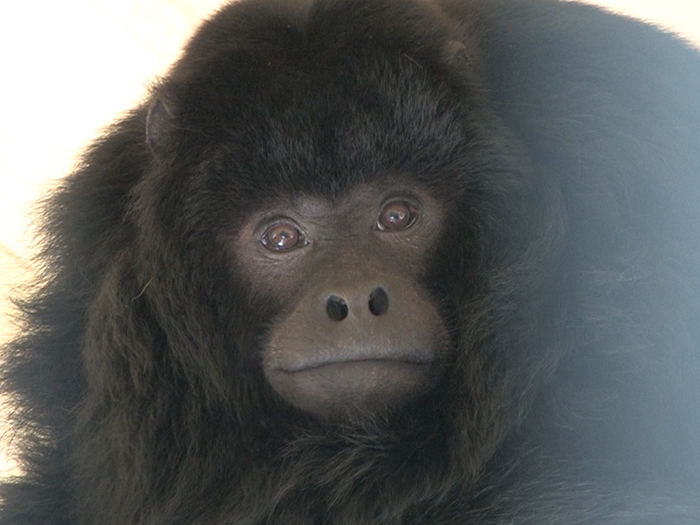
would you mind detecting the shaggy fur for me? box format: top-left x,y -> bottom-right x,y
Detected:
2,0 -> 700,523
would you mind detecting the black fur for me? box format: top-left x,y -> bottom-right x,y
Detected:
2,0 -> 700,523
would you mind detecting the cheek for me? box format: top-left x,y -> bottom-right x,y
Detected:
223,224 -> 310,305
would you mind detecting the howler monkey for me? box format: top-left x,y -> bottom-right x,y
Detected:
2,0 -> 700,523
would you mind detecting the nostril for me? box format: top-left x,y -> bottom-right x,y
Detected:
326,295 -> 349,321
368,287 -> 389,316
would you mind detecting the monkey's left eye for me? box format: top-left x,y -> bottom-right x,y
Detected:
376,200 -> 418,231
261,222 -> 307,251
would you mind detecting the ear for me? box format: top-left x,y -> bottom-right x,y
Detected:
444,39 -> 470,66
146,98 -> 177,155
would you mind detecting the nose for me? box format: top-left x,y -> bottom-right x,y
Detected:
325,286 -> 389,321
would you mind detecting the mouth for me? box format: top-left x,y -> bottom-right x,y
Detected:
271,346 -> 435,374
274,359 -> 432,387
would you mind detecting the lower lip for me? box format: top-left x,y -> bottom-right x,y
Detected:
274,360 -> 435,394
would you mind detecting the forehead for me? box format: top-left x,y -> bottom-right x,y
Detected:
156,0 -> 483,200
242,180 -> 439,220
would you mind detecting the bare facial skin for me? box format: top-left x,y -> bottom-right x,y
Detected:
233,185 -> 450,418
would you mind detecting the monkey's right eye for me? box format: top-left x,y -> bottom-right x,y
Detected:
261,222 -> 307,251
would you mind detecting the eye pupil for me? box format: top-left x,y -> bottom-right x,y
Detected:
378,201 -> 415,231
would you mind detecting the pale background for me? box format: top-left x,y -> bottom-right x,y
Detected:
0,0 -> 698,477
